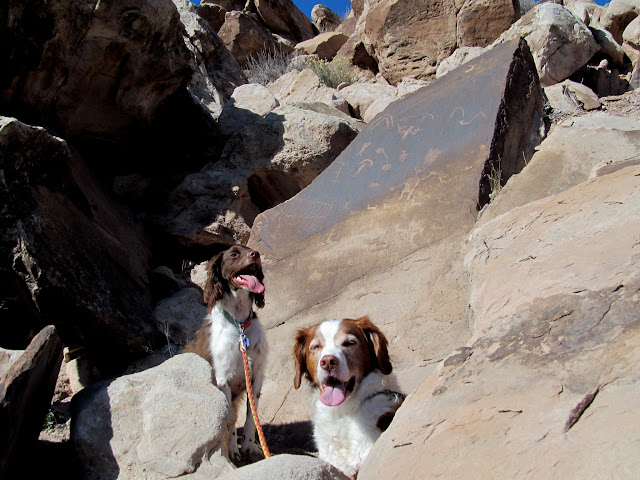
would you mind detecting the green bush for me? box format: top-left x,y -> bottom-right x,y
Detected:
245,50 -> 356,89
303,56 -> 356,89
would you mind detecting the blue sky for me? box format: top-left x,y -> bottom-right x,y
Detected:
293,0 -> 351,19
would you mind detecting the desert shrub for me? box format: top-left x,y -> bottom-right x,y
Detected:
246,49 -> 295,85
302,56 -> 356,88
487,157 -> 503,203
519,0 -> 537,14
245,49 -> 356,89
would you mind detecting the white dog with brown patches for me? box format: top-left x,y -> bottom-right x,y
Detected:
293,316 -> 405,477
184,245 -> 267,461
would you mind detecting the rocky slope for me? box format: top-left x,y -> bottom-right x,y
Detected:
1,0 -> 640,479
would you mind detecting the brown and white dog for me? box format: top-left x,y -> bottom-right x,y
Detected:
184,245 -> 267,461
294,316 -> 405,476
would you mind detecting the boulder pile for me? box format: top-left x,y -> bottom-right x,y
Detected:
1,0 -> 640,478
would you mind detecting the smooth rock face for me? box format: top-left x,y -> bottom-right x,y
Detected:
0,0 -> 194,139
217,454 -> 350,480
360,165 -> 640,479
0,326 -> 63,479
249,39 -> 545,430
0,117 -> 161,364
492,3 -> 600,86
72,354 -> 235,480
479,113 -> 640,224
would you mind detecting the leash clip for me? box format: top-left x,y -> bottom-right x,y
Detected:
239,333 -> 250,351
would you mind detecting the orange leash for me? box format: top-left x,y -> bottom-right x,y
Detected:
240,334 -> 271,458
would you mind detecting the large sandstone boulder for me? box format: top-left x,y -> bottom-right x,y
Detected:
602,0 -> 640,43
356,0 -> 518,83
623,16 -> 640,65
152,287 -> 207,348
544,80 -> 601,114
248,39 -> 545,431
0,326 -> 63,479
456,0 -> 521,48
0,117 -> 161,368
72,353 -> 235,479
478,113 -> 640,223
218,11 -> 283,67
335,36 -> 379,73
564,0 -> 606,25
162,105 -> 361,246
0,0 -> 193,140
247,0 -> 315,43
267,69 -> 336,106
311,4 -> 343,32
295,32 -> 349,60
197,2 -> 228,32
217,454 -> 349,480
492,3 -> 600,86
218,83 -> 280,137
338,82 -> 397,119
361,166 -> 640,479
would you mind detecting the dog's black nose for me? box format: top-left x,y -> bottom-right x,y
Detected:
320,355 -> 338,371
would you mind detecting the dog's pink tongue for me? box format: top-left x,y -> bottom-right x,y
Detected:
237,275 -> 265,294
320,382 -> 346,406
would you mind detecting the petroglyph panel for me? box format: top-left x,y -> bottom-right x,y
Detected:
250,38 -> 544,263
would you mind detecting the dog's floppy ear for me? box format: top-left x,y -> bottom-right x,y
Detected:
254,292 -> 265,309
293,327 -> 311,389
203,252 -> 224,312
357,316 -> 392,375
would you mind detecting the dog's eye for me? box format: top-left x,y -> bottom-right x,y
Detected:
229,251 -> 238,258
310,344 -> 321,351
343,339 -> 357,347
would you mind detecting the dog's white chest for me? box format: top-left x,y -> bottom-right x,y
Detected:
208,315 -> 266,400
314,410 -> 376,476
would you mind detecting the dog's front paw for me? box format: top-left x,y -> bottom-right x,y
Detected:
228,431 -> 241,462
240,437 -> 264,458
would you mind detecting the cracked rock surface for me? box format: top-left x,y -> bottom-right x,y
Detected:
359,165 -> 640,479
